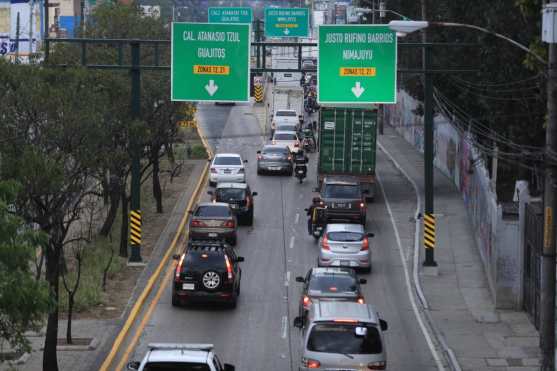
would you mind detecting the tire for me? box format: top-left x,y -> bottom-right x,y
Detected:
365,196 -> 375,203
209,180 -> 216,187
288,168 -> 293,176
257,168 -> 262,175
361,265 -> 372,274
229,295 -> 238,309
202,270 -> 222,291
246,209 -> 254,226
171,294 -> 180,307
228,235 -> 237,246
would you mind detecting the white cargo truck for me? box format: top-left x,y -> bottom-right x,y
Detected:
271,86 -> 305,129
272,56 -> 302,87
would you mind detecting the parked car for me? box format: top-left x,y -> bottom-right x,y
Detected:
318,224 -> 374,273
316,176 -> 368,224
209,153 -> 247,187
272,130 -> 300,153
256,144 -> 293,175
127,343 -> 236,371
189,202 -> 237,246
209,183 -> 257,226
295,267 -> 366,318
171,240 -> 243,308
293,301 -> 388,371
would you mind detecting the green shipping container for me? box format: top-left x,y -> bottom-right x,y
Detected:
318,107 -> 377,176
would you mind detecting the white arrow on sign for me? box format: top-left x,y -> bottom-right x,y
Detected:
283,28 -> 290,35
205,80 -> 219,96
351,82 -> 365,98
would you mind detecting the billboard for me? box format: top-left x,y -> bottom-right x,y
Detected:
0,0 -> 42,61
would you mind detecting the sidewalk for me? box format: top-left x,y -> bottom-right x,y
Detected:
378,124 -> 541,371
3,159 -> 206,371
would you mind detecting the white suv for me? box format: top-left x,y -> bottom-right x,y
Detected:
209,153 -> 247,187
127,343 -> 235,371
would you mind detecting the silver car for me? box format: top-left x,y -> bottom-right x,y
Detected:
209,153 -> 247,187
293,301 -> 388,371
318,223 -> 374,273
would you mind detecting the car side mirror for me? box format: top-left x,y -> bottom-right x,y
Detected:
243,159 -> 248,163
256,150 -> 261,154
362,189 -> 370,194
172,254 -> 181,260
293,316 -> 304,328
304,208 -> 309,212
380,319 -> 388,332
237,256 -> 245,262
295,276 -> 305,283
359,278 -> 367,284
127,361 -> 140,371
207,158 -> 212,162
223,364 -> 235,371
313,188 -> 319,193
188,210 -> 193,214
207,191 -> 214,196
367,232 -> 374,238
252,192 -> 258,196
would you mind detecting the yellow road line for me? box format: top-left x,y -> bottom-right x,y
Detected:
99,163 -> 208,371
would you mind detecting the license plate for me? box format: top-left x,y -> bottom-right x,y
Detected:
297,170 -> 304,174
270,167 -> 281,171
208,232 -> 218,237
230,204 -> 238,209
340,260 -> 350,266
335,203 -> 346,208
182,283 -> 194,290
224,169 -> 231,174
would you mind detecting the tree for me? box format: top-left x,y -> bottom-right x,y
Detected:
0,180 -> 51,355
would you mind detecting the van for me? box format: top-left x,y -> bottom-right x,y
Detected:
293,301 -> 388,370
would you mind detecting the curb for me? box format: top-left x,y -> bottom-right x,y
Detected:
378,140 -> 462,371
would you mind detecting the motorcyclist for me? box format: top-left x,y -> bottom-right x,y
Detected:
306,197 -> 321,235
293,148 -> 309,180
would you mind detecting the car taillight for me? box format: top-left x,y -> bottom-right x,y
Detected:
257,154 -> 262,160
357,296 -> 365,304
287,155 -> 292,161
360,202 -> 365,208
303,295 -> 312,309
224,220 -> 235,228
210,167 -> 217,174
191,220 -> 205,227
302,358 -> 320,369
361,237 -> 369,251
322,235 -> 330,250
294,141 -> 300,147
246,196 -> 251,208
175,255 -> 185,282
238,168 -> 245,174
224,254 -> 234,281
367,361 -> 386,370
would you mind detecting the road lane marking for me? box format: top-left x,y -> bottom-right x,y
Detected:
376,171 -> 445,371
289,236 -> 295,249
281,315 -> 288,339
285,271 -> 290,286
294,213 -> 300,224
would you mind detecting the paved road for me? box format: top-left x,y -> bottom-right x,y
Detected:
125,102 -> 442,370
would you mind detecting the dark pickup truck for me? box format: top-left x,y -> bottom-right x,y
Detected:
316,176 -> 367,225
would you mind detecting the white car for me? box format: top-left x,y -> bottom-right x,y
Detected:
209,153 -> 247,187
272,109 -> 300,127
127,343 -> 235,371
272,130 -> 300,153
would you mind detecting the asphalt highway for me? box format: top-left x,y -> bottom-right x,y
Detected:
125,101 -> 442,371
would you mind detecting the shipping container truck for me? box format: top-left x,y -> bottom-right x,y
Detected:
317,107 -> 377,201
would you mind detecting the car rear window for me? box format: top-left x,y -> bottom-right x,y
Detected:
308,274 -> 357,293
327,231 -> 364,242
307,324 -> 383,354
216,188 -> 246,201
184,250 -> 225,270
195,206 -> 230,217
276,111 -> 297,117
277,124 -> 297,131
144,362 -> 210,371
274,133 -> 297,141
263,147 -> 288,154
323,184 -> 361,199
214,156 -> 241,165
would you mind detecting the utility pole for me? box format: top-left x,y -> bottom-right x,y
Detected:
14,12 -> 20,63
377,0 -> 386,135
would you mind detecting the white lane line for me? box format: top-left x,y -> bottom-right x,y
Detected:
289,236 -> 295,249
281,315 -> 288,339
376,171 -> 445,371
285,271 -> 290,286
295,213 -> 300,224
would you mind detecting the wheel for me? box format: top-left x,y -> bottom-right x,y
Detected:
209,180 -> 216,187
246,209 -> 254,226
228,235 -> 237,246
365,196 -> 375,203
361,265 -> 372,274
236,283 -> 241,297
202,270 -> 222,291
171,294 -> 180,307
257,168 -> 262,175
299,177 -> 303,184
288,168 -> 293,176
229,295 -> 238,309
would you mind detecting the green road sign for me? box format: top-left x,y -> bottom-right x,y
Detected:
171,23 -> 250,102
264,7 -> 309,38
318,25 -> 397,105
208,7 -> 252,23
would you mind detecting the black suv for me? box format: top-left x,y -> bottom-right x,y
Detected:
317,176 -> 367,225
172,241 -> 244,308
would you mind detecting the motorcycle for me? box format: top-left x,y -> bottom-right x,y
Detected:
311,206 -> 327,241
294,163 -> 307,184
302,137 -> 315,152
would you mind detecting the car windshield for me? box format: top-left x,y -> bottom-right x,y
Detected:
144,362 -> 211,371
274,133 -> 297,141
327,231 -> 364,242
216,188 -> 246,201
214,156 -> 241,166
183,251 -> 225,271
308,273 -> 357,293
307,324 -> 382,354
323,184 -> 361,199
195,206 -> 230,217
276,111 -> 297,117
